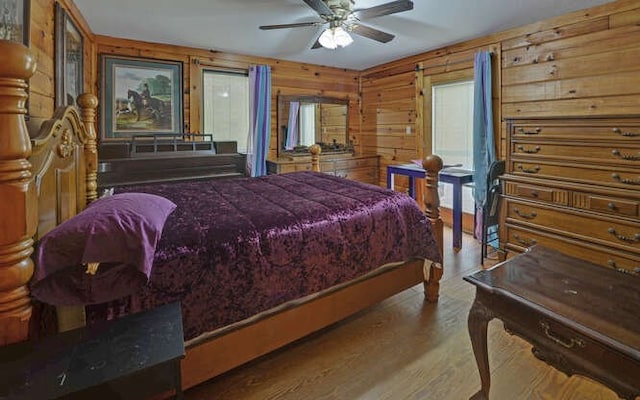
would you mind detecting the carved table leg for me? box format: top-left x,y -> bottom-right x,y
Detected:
468,294 -> 494,400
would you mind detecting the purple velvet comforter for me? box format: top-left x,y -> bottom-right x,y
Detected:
87,172 -> 441,341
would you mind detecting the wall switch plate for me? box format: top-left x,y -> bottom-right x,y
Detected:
405,126 -> 412,135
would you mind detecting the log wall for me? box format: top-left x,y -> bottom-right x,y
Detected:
362,0 -> 640,188
94,37 -> 359,159
26,1 -> 359,159
25,0 -> 640,169
27,0 -> 95,131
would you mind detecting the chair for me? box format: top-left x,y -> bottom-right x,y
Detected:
481,160 -> 505,265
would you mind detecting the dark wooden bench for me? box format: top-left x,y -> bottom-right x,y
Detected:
0,302 -> 185,399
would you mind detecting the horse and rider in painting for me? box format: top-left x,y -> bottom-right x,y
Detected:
127,88 -> 166,121
114,75 -> 174,133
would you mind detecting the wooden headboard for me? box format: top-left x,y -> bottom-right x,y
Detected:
0,41 -> 98,346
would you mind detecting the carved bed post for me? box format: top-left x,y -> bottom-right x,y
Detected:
77,93 -> 99,204
0,41 -> 37,345
309,144 -> 321,172
423,154 -> 444,302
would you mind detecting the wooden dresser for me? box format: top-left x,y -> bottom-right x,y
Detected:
501,117 -> 640,275
267,153 -> 380,185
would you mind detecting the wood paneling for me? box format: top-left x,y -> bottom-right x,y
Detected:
28,0 -> 640,166
27,4 -> 358,159
28,0 -> 94,126
360,0 -> 640,189
96,36 -> 359,157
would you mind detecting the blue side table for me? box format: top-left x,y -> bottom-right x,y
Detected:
387,164 -> 474,251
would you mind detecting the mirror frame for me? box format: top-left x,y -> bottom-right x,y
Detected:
277,95 -> 350,157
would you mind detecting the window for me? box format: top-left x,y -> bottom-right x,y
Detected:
202,70 -> 249,152
432,79 -> 475,213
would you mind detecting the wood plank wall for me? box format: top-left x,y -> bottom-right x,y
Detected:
361,0 -> 640,188
26,0 -> 640,169
96,37 -> 360,158
27,0 -> 95,133
26,1 -> 359,159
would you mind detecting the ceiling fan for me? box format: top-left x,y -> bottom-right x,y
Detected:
259,0 -> 414,50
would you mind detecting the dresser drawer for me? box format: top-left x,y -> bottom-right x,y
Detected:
511,141 -> 640,166
333,156 -> 378,170
300,163 -> 317,172
278,164 -> 298,173
510,160 -> 640,190
267,160 -> 312,173
505,199 -> 640,254
504,224 -> 640,275
572,192 -> 639,218
335,167 -> 378,184
504,181 -> 568,205
511,121 -> 640,142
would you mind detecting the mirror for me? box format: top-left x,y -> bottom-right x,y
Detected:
277,95 -> 351,156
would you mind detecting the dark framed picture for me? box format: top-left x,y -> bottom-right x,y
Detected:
55,2 -> 83,107
101,55 -> 183,140
0,0 -> 29,45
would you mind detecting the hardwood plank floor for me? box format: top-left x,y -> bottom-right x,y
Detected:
185,228 -> 621,400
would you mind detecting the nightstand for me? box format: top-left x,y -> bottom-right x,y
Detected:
0,302 -> 185,399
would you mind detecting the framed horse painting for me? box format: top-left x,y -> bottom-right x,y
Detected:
100,55 -> 183,140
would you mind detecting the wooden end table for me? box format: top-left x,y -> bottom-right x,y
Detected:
0,302 -> 185,399
464,246 -> 640,400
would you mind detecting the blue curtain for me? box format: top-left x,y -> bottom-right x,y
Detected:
472,51 -> 496,238
285,101 -> 300,150
246,65 -> 271,177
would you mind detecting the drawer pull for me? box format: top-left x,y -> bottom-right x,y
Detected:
607,228 -> 640,243
540,321 -> 586,349
517,127 -> 541,135
612,173 -> 640,185
513,233 -> 536,247
607,260 -> 640,275
607,202 -> 617,210
517,145 -> 541,154
611,149 -> 640,161
516,164 -> 540,174
613,128 -> 640,137
514,208 -> 537,219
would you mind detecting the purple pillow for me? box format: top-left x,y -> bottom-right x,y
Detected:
31,193 -> 176,306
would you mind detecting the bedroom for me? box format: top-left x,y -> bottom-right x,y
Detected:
0,0 -> 639,398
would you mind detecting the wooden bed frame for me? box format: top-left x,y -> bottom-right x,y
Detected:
0,42 -> 444,391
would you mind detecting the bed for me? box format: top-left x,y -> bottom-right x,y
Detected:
0,41 -> 444,391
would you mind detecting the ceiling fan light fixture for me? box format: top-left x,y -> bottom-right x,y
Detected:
261,0 -> 413,50
334,26 -> 353,47
319,26 -> 353,49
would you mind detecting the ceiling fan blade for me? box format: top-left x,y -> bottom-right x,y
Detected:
260,21 -> 323,30
303,0 -> 333,16
354,0 -> 414,20
349,24 -> 395,43
311,30 -> 324,50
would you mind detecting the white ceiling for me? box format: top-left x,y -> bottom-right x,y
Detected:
74,0 -> 616,71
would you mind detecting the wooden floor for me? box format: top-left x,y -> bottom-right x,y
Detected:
185,229 -> 621,400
